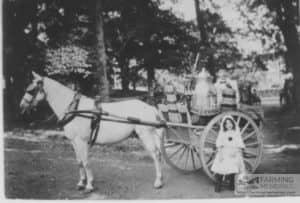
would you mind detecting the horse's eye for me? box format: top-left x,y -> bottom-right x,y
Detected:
26,84 -> 37,95
26,89 -> 35,96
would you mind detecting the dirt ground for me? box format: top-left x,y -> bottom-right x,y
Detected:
4,106 -> 300,199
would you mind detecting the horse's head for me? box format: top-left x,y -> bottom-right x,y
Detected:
20,71 -> 47,114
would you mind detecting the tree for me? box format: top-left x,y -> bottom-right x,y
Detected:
191,0 -> 241,76
93,0 -> 110,101
104,0 -> 199,91
3,0 -> 39,128
248,0 -> 300,108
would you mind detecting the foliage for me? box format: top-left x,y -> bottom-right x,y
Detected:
191,0 -> 243,74
243,0 -> 300,107
45,45 -> 92,77
103,0 -> 200,91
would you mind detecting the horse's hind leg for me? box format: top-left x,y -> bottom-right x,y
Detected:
71,139 -> 87,190
136,127 -> 164,189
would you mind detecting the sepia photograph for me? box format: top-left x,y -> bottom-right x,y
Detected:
3,0 -> 300,199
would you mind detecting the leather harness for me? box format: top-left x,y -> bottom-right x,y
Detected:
58,92 -> 82,126
59,92 -> 101,147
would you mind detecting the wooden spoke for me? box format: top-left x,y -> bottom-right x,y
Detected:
245,141 -> 259,148
203,147 -> 215,155
193,147 -> 201,159
205,151 -> 215,163
243,131 -> 256,141
176,146 -> 188,165
184,147 -> 190,169
164,142 -> 180,148
168,144 -> 185,160
209,129 -> 218,138
212,122 -> 220,131
206,156 -> 214,168
165,139 -> 190,145
205,137 -> 216,145
243,150 -> 258,158
244,159 -> 254,171
236,116 -> 241,126
190,148 -> 197,170
240,121 -> 250,135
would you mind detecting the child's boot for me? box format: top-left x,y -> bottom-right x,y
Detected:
229,174 -> 235,191
214,174 -> 222,192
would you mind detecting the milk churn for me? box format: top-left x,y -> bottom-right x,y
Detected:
191,68 -> 219,116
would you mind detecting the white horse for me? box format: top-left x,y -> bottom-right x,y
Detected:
20,72 -> 164,192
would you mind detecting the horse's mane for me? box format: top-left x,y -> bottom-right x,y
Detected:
44,76 -> 92,100
44,77 -> 75,95
43,76 -> 94,119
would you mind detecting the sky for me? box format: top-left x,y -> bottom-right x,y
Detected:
161,0 -> 263,55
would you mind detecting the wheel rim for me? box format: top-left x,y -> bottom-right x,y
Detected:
199,111 -> 263,181
161,127 -> 202,173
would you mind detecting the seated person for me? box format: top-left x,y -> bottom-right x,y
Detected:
215,69 -> 240,111
251,87 -> 261,105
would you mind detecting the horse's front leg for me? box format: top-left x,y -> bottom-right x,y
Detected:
71,139 -> 87,190
74,137 -> 94,192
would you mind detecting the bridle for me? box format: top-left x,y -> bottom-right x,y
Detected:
23,76 -> 84,126
22,77 -> 46,110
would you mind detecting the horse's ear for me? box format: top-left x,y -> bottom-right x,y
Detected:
32,71 -> 42,80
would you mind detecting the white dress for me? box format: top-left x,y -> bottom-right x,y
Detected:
211,129 -> 245,175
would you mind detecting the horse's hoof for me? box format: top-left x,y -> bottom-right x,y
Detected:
154,181 -> 164,189
77,185 -> 85,191
84,188 -> 94,193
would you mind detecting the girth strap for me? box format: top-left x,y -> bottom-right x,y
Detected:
89,106 -> 102,147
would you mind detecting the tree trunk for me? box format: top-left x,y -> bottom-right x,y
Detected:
138,0 -> 156,99
94,0 -> 109,101
194,0 -> 208,45
120,55 -> 130,91
279,23 -> 300,108
147,65 -> 155,95
193,0 -> 214,73
3,0 -> 34,128
271,1 -> 300,109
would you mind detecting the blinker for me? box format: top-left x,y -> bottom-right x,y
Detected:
26,84 -> 36,95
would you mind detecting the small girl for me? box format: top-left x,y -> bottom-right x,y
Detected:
211,116 -> 246,192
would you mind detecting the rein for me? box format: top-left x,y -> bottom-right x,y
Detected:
66,110 -> 167,128
64,109 -> 167,147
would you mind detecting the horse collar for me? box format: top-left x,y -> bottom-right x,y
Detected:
58,92 -> 82,126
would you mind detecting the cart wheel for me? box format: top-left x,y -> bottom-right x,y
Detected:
199,111 -> 263,181
161,126 -> 202,173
